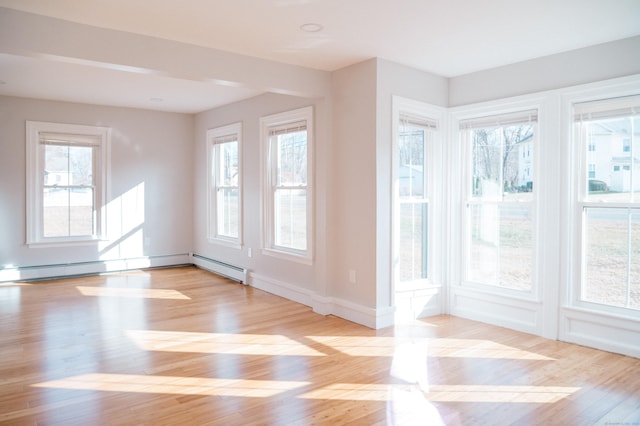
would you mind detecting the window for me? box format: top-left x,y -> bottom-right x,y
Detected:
588,163 -> 596,179
461,110 -> 537,291
26,121 -> 110,246
207,123 -> 242,246
396,113 -> 436,286
261,106 -> 313,262
574,94 -> 640,313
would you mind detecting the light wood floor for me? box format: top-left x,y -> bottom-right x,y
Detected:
1,266 -> 639,425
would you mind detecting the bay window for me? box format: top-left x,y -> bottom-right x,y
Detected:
573,95 -> 640,313
461,110 -> 538,292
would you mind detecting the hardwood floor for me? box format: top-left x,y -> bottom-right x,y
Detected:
1,266 -> 639,425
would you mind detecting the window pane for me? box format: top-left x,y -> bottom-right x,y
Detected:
217,188 -> 239,238
43,187 -> 70,237
399,202 -> 428,282
218,141 -> 238,186
583,117 -> 640,200
69,187 -> 94,236
584,207 -> 640,309
69,146 -> 93,186
471,125 -> 534,200
468,203 -> 533,290
44,145 -> 70,186
42,143 -> 95,238
276,131 -> 307,186
399,129 -> 425,198
274,188 -> 306,250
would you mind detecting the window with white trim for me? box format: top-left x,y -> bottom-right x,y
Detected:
573,94 -> 640,313
207,122 -> 242,246
26,121 -> 110,246
461,110 -> 538,291
396,113 -> 436,287
260,106 -> 313,261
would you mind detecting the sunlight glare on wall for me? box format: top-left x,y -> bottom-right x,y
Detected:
100,182 -> 145,260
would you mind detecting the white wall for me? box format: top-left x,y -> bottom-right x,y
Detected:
449,36 -> 640,106
193,92 -> 332,303
0,96 -> 193,276
329,59 -> 378,310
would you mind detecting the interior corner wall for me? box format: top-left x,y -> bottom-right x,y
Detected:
329,59 -> 379,309
449,36 -> 640,107
0,95 -> 194,274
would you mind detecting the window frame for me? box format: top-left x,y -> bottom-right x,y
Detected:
260,106 -> 314,264
26,120 -> 110,247
458,107 -> 539,297
206,122 -> 243,248
391,97 -> 443,292
570,93 -> 640,317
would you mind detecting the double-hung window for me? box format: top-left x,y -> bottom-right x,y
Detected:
261,106 -> 313,262
461,110 -> 538,292
207,122 -> 242,246
573,95 -> 640,313
396,113 -> 436,287
26,121 -> 110,246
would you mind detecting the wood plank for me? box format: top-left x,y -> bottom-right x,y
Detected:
0,266 -> 638,425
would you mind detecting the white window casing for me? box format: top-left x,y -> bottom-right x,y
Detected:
26,121 -> 110,247
206,122 -> 242,248
260,106 -> 314,264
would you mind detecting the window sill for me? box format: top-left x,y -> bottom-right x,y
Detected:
27,239 -> 104,249
262,248 -> 313,265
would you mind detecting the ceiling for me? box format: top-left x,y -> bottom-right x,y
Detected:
1,0 -> 640,113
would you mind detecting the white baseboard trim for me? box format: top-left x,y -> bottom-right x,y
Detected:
249,272 -> 394,329
560,307 -> 640,359
0,254 -> 191,282
450,286 -> 542,335
249,272 -> 315,306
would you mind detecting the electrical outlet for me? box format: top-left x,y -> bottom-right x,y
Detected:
348,269 -> 356,283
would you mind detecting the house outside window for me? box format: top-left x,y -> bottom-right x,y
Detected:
26,121 -> 110,246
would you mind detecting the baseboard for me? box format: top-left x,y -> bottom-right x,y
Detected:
560,307 -> 640,359
3,259 -> 396,330
450,286 -> 542,335
249,272 -> 394,329
0,254 -> 191,282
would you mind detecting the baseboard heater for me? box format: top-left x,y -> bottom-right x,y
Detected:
191,253 -> 248,284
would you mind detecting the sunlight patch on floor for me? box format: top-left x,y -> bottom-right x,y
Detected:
33,374 -> 310,397
426,384 -> 580,403
126,329 -> 327,356
305,336 -> 398,356
298,383 -> 579,403
76,286 -> 190,300
428,338 -> 555,360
